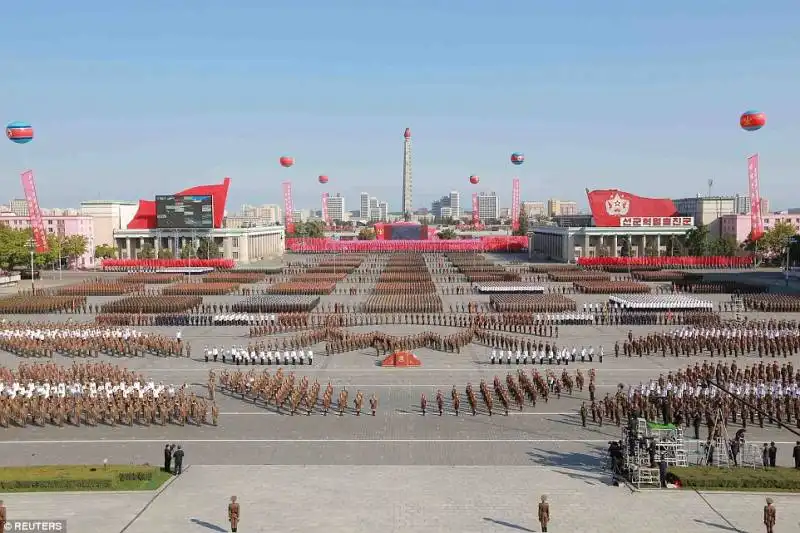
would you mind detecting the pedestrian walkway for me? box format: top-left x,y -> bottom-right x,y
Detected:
4,465 -> 797,533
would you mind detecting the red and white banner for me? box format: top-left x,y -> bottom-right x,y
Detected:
282,181 -> 295,234
586,189 -> 678,227
20,170 -> 49,253
472,193 -> 479,225
427,226 -> 439,239
321,192 -> 330,227
286,236 -> 528,253
511,177 -> 520,231
747,154 -> 764,241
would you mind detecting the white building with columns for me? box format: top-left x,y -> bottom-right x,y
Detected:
113,226 -> 285,264
530,216 -> 695,262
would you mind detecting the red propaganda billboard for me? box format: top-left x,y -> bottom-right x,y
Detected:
586,189 -> 679,227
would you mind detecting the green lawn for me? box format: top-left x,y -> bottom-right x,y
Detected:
0,464 -> 172,492
669,466 -> 800,492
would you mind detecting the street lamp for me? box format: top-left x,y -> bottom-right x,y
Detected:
26,238 -> 36,293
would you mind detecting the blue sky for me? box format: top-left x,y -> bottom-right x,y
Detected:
1,0 -> 799,213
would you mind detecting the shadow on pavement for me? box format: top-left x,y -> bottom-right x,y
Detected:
692,518 -> 746,532
189,518 -> 227,532
482,517 -> 536,532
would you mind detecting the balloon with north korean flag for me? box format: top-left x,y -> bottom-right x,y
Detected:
6,121 -> 34,144
740,110 -> 766,132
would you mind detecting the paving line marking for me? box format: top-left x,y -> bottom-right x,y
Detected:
0,438 -> 612,444
218,411 -> 576,416
4,437 -> 794,445
144,367 -> 665,373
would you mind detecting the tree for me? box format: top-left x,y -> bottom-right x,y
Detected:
596,245 -> 611,257
665,235 -> 684,256
707,236 -> 738,257
158,248 -> 174,259
758,220 -> 798,265
289,221 -> 325,238
357,228 -> 376,240
95,244 -> 117,259
137,243 -> 156,259
513,210 -> 529,236
196,238 -> 222,259
684,224 -> 710,256
61,234 -> 88,267
645,239 -> 659,257
437,228 -> 457,240
0,226 -> 62,269
179,243 -> 195,259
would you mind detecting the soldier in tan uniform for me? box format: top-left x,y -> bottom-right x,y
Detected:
763,497 -> 776,533
228,495 -> 240,532
538,495 -> 550,532
0,499 -> 6,533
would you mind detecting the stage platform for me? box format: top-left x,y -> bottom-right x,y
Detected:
609,294 -> 713,311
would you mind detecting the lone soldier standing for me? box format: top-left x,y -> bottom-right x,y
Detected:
0,499 -> 6,533
763,497 -> 776,533
228,495 -> 240,532
580,402 -> 587,427
538,495 -> 550,532
369,393 -> 378,416
163,444 -> 172,473
173,445 -> 185,475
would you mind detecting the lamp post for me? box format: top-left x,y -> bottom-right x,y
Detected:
26,238 -> 36,293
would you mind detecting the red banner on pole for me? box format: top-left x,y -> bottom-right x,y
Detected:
511,177 -> 520,231
747,154 -> 764,241
20,170 -> 49,253
472,193 -> 479,226
321,192 -> 330,227
282,181 -> 295,235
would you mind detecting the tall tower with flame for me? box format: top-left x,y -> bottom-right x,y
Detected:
402,128 -> 413,218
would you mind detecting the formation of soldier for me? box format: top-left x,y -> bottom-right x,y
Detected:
618,321 -> 800,358
218,368 -> 377,416
421,368 -> 592,416
0,362 -> 216,428
0,323 -> 188,358
614,360 -> 800,434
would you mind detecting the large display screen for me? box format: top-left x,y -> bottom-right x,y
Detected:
387,224 -> 427,240
156,195 -> 214,228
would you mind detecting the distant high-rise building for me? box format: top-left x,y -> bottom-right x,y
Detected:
449,191 -> 461,219
10,199 -> 28,217
761,198 -> 770,214
547,199 -> 578,217
477,192 -> 500,221
359,192 -> 370,219
378,201 -> 389,222
402,128 -> 413,216
521,201 -> 546,217
327,194 -> 346,222
241,204 -> 281,224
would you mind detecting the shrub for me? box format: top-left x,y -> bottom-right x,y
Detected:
670,466 -> 800,491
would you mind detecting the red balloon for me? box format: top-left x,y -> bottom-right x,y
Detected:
469,175 -> 479,185
279,156 -> 294,168
318,175 -> 329,184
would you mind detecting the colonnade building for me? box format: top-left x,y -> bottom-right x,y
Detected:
114,177 -> 284,263
529,189 -> 696,262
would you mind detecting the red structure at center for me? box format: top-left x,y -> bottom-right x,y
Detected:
381,351 -> 421,367
127,177 -> 231,229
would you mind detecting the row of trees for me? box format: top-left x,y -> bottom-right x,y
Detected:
0,226 -> 88,270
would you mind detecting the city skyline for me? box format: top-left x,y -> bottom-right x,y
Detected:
1,2 -> 798,212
